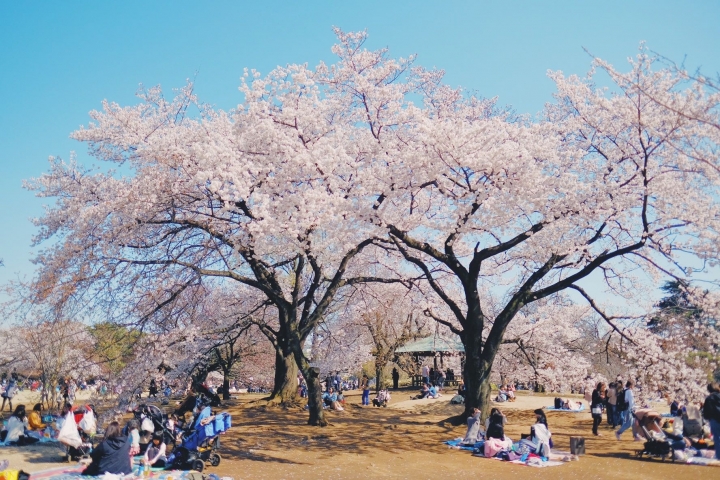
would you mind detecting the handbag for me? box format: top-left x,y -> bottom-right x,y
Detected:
591,406 -> 602,415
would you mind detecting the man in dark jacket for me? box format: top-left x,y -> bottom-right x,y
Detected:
83,421 -> 132,476
703,383 -> 720,460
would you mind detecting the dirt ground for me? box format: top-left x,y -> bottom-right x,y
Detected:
0,389 -> 714,479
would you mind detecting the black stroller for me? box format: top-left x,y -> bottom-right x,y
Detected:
634,415 -> 675,462
133,404 -> 177,449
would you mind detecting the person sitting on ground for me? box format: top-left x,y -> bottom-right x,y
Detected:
506,384 -> 516,401
457,381 -> 466,399
143,432 -> 167,469
683,403 -> 704,438
428,384 -> 440,399
484,410 -> 512,457
2,405 -> 39,445
83,421 -> 132,476
413,383 -> 431,400
27,403 -> 46,431
321,388 -> 344,411
530,409 -> 553,454
484,408 -> 507,431
462,408 -> 484,445
372,389 -> 391,407
562,399 -> 582,410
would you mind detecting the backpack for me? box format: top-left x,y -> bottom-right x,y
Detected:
616,389 -> 628,411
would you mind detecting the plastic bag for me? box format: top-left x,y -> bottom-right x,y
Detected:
672,416 -> 683,435
57,411 -> 82,448
141,416 -> 154,433
79,410 -> 97,435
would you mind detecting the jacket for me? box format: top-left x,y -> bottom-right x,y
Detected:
83,436 -> 132,476
28,411 -> 46,430
5,416 -> 27,443
703,392 -> 720,422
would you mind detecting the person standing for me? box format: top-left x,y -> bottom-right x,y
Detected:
702,382 -> 720,460
148,379 -> 158,398
1,375 -> 17,412
392,368 -> 400,390
360,374 -> 370,406
615,380 -> 636,440
421,365 -> 429,385
606,382 -> 617,427
334,372 -> 342,392
591,382 -> 606,436
325,373 -> 334,392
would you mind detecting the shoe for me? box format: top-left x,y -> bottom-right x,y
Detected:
615,431 -> 621,441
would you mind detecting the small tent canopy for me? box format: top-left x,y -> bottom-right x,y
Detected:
396,335 -> 465,386
396,335 -> 465,355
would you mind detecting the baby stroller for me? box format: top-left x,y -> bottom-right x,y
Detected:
167,405 -> 231,472
134,404 -> 177,449
634,416 -> 674,462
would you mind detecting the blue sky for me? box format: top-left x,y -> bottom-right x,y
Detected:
1,0 -> 718,289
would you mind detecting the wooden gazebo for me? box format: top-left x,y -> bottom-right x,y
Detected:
396,335 -> 465,386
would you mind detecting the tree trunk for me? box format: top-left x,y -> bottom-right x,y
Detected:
268,349 -> 299,404
288,338 -> 327,427
303,365 -> 326,427
222,368 -> 231,401
462,327 -> 492,422
375,366 -> 383,393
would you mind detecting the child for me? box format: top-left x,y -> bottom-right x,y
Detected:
143,432 -> 167,468
127,419 -> 141,456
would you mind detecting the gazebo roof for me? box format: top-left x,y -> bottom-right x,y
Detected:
395,335 -> 465,355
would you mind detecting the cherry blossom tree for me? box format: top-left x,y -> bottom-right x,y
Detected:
344,38 -> 720,419
491,301 -> 593,392
25,54 -> 408,424
25,30 -> 720,426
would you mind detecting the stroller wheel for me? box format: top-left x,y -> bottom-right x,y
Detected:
209,453 -> 221,466
191,459 -> 205,472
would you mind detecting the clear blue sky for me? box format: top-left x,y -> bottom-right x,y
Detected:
1,0 -> 718,288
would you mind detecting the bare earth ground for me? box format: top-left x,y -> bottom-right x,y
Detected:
0,389 -> 712,479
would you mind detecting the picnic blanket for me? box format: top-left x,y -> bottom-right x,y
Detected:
544,404 -> 585,412
28,465 -> 200,480
685,457 -> 720,467
444,439 -> 567,467
27,464 -> 85,480
445,438 -> 483,451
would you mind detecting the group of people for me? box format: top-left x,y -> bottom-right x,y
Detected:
0,404 -> 44,445
420,365 -> 448,389
495,384 -> 516,402
587,378 -> 720,460
462,407 -> 554,461
80,419 -> 170,476
411,382 -> 441,400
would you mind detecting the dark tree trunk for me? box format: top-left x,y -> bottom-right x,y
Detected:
269,349 -> 298,403
303,366 -> 326,427
461,326 -> 492,422
222,368 -> 231,401
375,366 -> 383,393
289,337 -> 326,426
